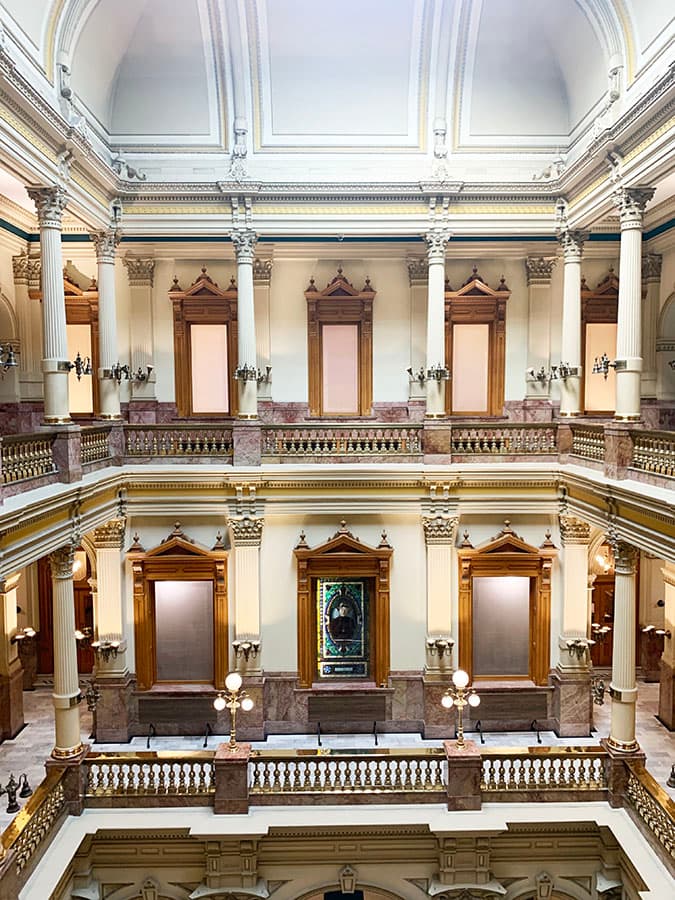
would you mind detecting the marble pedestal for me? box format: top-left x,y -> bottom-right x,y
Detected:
0,663 -> 24,740
549,668 -> 593,737
95,674 -> 135,742
658,658 -> 675,730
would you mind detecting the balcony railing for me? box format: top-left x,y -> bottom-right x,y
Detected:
262,425 -> 422,459
481,747 -> 608,799
450,425 -> 557,456
570,424 -> 605,461
124,425 -> 234,459
84,752 -> 215,806
81,425 -> 112,465
630,430 -> 675,479
0,433 -> 58,493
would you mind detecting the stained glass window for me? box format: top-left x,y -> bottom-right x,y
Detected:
317,579 -> 369,679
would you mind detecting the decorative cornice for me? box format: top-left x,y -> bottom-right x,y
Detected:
612,187 -> 655,229
252,257 -> 273,286
89,227 -> 122,264
93,518 -> 126,550
123,257 -> 155,287
27,185 -> 68,228
422,515 -> 458,545
407,257 -> 428,286
525,256 -> 557,286
641,252 -> 662,283
558,515 -> 591,545
228,515 -> 264,547
231,229 -> 257,262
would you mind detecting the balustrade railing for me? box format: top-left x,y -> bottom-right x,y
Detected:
624,763 -> 675,863
1,433 -> 57,484
124,426 -> 233,458
262,426 -> 421,458
0,767 -> 67,876
248,748 -> 446,800
570,425 -> 605,461
630,430 -> 675,479
81,426 -> 112,465
481,748 -> 608,796
450,425 -> 557,455
84,752 -> 215,804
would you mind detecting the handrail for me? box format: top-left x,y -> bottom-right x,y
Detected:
0,767 -> 67,872
624,762 -> 675,862
630,429 -> 675,479
84,750 -> 216,798
262,424 -> 422,457
81,425 -> 112,465
450,423 -> 557,455
124,424 -> 234,457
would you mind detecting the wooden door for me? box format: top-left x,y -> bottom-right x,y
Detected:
37,555 -> 94,675
590,575 -> 615,667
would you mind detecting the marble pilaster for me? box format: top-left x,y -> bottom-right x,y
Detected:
90,226 -> 122,419
253,257 -> 273,401
423,513 -> 456,677
408,258 -> 428,400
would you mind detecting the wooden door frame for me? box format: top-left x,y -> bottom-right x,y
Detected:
128,525 -> 228,689
457,523 -> 557,685
294,523 -> 392,688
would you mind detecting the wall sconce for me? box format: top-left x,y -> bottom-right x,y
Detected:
91,638 -> 121,662
407,366 -> 426,386
74,627 -> 92,642
233,638 -> 260,662
426,636 -> 453,658
592,353 -> 626,380
131,365 -> 154,382
234,364 -> 271,385
339,866 -> 358,895
406,364 -> 450,384
566,638 -> 592,660
213,671 -> 255,752
66,351 -> 92,380
591,622 -> 612,643
10,626 -> 36,644
668,360 -> 675,370
655,628 -> 672,639
441,668 -> 480,749
526,366 -> 553,384
104,363 -> 154,384
0,343 -> 18,376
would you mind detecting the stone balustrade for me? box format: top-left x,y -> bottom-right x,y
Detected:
1,433 -> 57,485
481,748 -> 608,798
450,424 -> 557,456
630,430 -> 675,479
81,426 -> 112,465
624,763 -> 675,867
262,425 -> 422,460
124,425 -> 234,459
84,752 -> 215,805
570,424 -> 605,461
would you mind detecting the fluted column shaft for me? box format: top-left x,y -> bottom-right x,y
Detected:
423,515 -> 456,675
640,253 -> 662,399
558,231 -> 586,417
608,540 -> 639,752
93,519 -> 127,676
425,230 -> 450,417
27,186 -> 70,424
91,228 -> 122,418
228,516 -> 264,675
232,229 -> 258,418
50,545 -> 83,757
525,258 -> 556,399
613,187 -> 655,420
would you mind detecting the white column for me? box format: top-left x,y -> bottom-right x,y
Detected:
557,230 -> 586,417
50,544 -> 84,758
612,186 -> 655,421
423,514 -> 457,675
123,258 -> 156,401
640,253 -> 662,399
557,516 -> 592,668
27,185 -> 70,424
231,229 -> 258,418
408,258 -> 428,400
228,515 -> 264,675
524,258 -> 556,399
253,258 -> 273,400
608,540 -> 639,752
92,519 -> 127,676
90,227 -> 122,419
424,229 -> 450,417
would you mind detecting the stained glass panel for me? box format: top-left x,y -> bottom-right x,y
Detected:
317,579 -> 369,679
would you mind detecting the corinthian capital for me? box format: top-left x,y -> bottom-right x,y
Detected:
641,253 -> 662,283
252,257 -> 273,286
49,544 -> 77,579
424,228 -> 451,264
93,518 -> 126,549
90,227 -> 122,263
422,514 -> 458,545
12,252 -> 28,285
228,515 -> 264,547
558,515 -> 591,545
609,537 -> 638,575
407,257 -> 428,286
525,256 -> 557,286
27,185 -> 68,228
557,229 -> 588,261
231,229 -> 257,262
27,256 -> 41,291
613,186 -> 655,228
123,257 -> 155,287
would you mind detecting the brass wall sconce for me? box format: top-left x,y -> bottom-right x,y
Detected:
591,622 -> 612,643
566,638 -> 593,660
91,638 -> 122,662
213,671 -> 254,752
233,638 -> 260,663
407,364 -> 450,385
592,353 -> 626,380
104,363 -> 154,384
74,627 -> 92,642
426,636 -> 453,658
526,363 -> 577,383
66,351 -> 92,380
441,668 -> 480,749
10,626 -> 36,644
234,364 -> 271,385
0,343 -> 17,375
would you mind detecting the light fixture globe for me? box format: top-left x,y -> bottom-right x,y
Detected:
225,671 -> 243,692
468,693 -> 481,708
441,693 -> 454,708
213,694 -> 227,712
452,668 -> 470,689
241,696 -> 254,712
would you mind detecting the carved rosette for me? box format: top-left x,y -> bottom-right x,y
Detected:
49,545 -> 76,579
231,229 -> 258,263
123,257 -> 155,287
93,518 -> 126,550
12,252 -> 28,285
228,515 -> 264,547
424,228 -> 451,265
558,515 -> 591,546
641,252 -> 662,283
407,257 -> 428,286
252,258 -> 273,286
423,515 -> 458,545
525,256 -> 557,286
90,227 -> 122,264
557,229 -> 587,261
613,186 -> 655,230
27,185 -> 68,228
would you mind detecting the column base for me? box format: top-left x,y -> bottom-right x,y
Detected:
606,736 -> 640,753
0,663 -> 25,741
51,741 -> 86,760
549,668 -> 592,737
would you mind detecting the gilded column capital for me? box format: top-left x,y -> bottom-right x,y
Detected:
228,515 -> 264,547
90,227 -> 122,264
407,257 -> 428,286
252,258 -> 273,286
525,256 -> 557,286
641,252 -> 662,283
609,538 -> 638,575
613,186 -> 655,229
93,518 -> 126,550
424,228 -> 451,264
558,515 -> 591,545
231,228 -> 258,263
422,514 -> 458,545
123,256 -> 155,287
557,229 -> 588,261
27,185 -> 68,228
49,545 -> 76,579
12,252 -> 28,285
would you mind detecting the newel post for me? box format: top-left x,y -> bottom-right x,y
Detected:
444,740 -> 482,810
213,742 -> 251,814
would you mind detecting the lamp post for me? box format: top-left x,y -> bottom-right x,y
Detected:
441,668 -> 480,749
213,671 -> 254,752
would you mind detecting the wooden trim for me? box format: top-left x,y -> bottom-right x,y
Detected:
457,526 -> 557,686
305,270 -> 376,417
170,269 -> 239,417
294,529 -> 392,688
